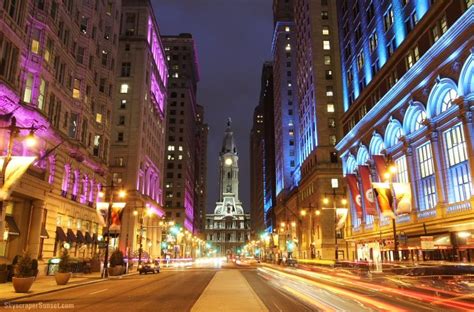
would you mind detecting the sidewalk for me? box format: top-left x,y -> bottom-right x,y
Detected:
0,271 -> 137,302
191,270 -> 268,312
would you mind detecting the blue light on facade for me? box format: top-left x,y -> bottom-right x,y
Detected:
392,0 -> 407,47
415,0 -> 429,21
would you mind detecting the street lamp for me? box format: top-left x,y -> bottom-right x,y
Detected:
384,165 -> 400,261
99,183 -> 127,278
133,207 -> 157,265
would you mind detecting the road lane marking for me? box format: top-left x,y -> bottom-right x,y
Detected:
89,288 -> 108,295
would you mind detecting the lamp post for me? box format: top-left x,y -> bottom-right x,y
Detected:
384,165 -> 399,261
319,178 -> 347,261
99,182 -> 126,278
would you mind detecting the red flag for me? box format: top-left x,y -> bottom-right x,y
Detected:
345,174 -> 363,217
358,165 -> 377,215
373,155 -> 387,181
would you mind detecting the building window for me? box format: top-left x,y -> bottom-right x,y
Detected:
441,89 -> 458,113
326,86 -> 334,97
118,116 -> 125,125
120,84 -> 129,93
121,62 -> 131,77
444,123 -> 471,202
395,156 -> 409,183
120,99 -> 127,109
328,118 -> 336,128
23,73 -> 34,103
369,32 -> 378,53
117,132 -> 124,142
72,79 -> 81,99
405,45 -> 419,70
357,53 -> 364,71
325,70 -> 333,79
329,135 -> 337,146
323,40 -> 331,50
321,11 -> 328,20
322,26 -> 329,35
416,142 -> 437,210
384,7 -> 394,31
327,104 -> 335,113
324,55 -> 331,65
38,79 -> 46,110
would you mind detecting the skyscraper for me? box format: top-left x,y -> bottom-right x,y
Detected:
112,0 -> 168,259
162,34 -> 200,232
250,104 -> 265,237
195,104 -> 209,233
336,1 -> 473,262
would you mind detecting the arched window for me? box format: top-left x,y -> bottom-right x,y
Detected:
458,52 -> 473,97
443,123 -> 472,203
369,133 -> 385,156
356,145 -> 369,165
384,119 -> 404,149
414,111 -> 427,131
345,155 -> 357,174
403,101 -> 427,134
441,88 -> 458,113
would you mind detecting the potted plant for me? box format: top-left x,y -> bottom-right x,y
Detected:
108,249 -> 125,276
55,249 -> 72,285
12,253 -> 36,293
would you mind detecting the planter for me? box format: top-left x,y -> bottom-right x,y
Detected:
12,276 -> 35,293
54,272 -> 72,285
108,266 -> 124,276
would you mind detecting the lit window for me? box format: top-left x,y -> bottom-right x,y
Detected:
178,146 -> 183,151
416,142 -> 437,210
23,73 -> 34,103
323,40 -> 331,50
96,113 -> 102,123
168,145 -> 175,151
322,26 -> 330,35
384,7 -> 394,31
178,155 -> 183,160
327,104 -> 335,112
324,55 -> 331,65
38,79 -> 46,110
285,44 -> 291,51
120,84 -> 129,93
326,86 -> 334,97
444,124 -> 471,202
329,135 -> 337,146
395,156 -> 409,183
441,89 -> 458,113
72,79 -> 81,99
414,111 -> 427,131
285,26 -> 290,32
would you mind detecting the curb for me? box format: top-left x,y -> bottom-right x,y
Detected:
0,271 -> 139,304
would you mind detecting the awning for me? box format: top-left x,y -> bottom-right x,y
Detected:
102,229 -> 120,238
56,227 -> 67,241
40,226 -> 49,239
76,230 -> 85,244
5,215 -> 20,236
85,232 -> 93,244
67,228 -> 76,243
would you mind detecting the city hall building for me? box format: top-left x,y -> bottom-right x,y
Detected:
335,1 -> 473,262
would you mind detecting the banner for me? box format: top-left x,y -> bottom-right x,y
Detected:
372,182 -> 395,218
345,174 -> 362,217
336,208 -> 348,230
372,155 -> 387,181
96,202 -> 126,229
358,166 -> 377,215
393,182 -> 412,214
0,156 -> 37,200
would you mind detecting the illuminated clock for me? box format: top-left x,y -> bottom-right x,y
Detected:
225,158 -> 233,166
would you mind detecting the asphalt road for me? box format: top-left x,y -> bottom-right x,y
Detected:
1,268 -> 314,312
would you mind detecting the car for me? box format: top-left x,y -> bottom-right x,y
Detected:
138,262 -> 160,274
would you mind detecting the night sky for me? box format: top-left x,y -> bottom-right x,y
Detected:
152,0 -> 273,213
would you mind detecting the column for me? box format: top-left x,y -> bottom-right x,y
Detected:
429,130 -> 448,207
28,200 -> 45,259
404,144 -> 419,219
460,108 -> 474,189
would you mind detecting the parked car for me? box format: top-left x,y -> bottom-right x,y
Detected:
138,262 -> 160,274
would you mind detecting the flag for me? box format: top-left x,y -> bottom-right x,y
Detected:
345,174 -> 362,217
110,202 -> 126,231
358,165 -> 377,215
336,208 -> 348,230
393,182 -> 412,214
373,155 -> 387,181
372,182 -> 395,218
0,156 -> 37,200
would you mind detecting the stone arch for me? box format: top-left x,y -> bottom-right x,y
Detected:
369,133 -> 385,156
458,52 -> 474,97
384,118 -> 404,149
427,77 -> 459,118
356,145 -> 370,165
403,101 -> 427,134
345,154 -> 357,174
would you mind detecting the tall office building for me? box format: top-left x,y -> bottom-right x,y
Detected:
287,0 -> 345,260
260,63 -> 277,232
250,104 -> 265,238
162,34 -> 200,232
336,1 -> 474,262
0,0 -> 120,274
272,0 -> 300,199
195,104 -> 208,233
112,0 -> 168,259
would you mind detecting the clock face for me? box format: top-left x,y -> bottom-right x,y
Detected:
225,158 -> 233,166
